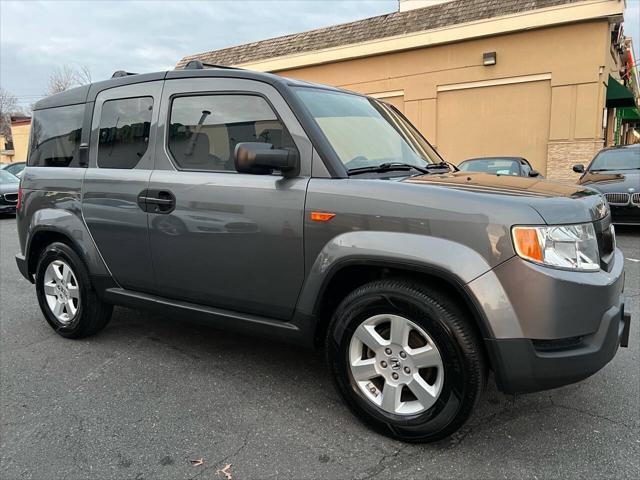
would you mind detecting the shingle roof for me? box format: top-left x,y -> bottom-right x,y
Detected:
177,0 -> 580,68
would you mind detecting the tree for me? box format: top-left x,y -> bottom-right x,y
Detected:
77,65 -> 92,85
0,87 -> 20,142
45,64 -> 92,95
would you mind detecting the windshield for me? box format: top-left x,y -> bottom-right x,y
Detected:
294,88 -> 442,171
0,170 -> 19,184
590,149 -> 640,171
459,158 -> 522,175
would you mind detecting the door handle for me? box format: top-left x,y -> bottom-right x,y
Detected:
141,196 -> 174,205
137,189 -> 176,214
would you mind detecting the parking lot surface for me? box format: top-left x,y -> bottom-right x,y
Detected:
1,217 -> 638,480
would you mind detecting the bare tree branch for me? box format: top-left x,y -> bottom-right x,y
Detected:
77,65 -> 92,85
45,64 -> 93,95
46,65 -> 77,94
0,87 -> 21,140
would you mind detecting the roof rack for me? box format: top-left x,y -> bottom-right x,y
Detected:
181,60 -> 242,71
111,70 -> 138,78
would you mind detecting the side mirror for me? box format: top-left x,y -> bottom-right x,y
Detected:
528,170 -> 540,177
234,142 -> 299,176
572,164 -> 585,173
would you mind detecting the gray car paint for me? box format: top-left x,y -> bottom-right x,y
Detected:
145,78 -> 314,319
15,71 -> 628,395
17,167 -> 111,278
81,81 -> 164,292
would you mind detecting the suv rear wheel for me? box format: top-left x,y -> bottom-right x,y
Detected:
326,279 -> 486,442
35,242 -> 113,338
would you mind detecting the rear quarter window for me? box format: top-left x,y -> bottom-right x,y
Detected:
28,104 -> 84,167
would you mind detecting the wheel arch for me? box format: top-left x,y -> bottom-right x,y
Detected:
26,227 -> 86,279
310,259 -> 495,347
24,208 -> 112,283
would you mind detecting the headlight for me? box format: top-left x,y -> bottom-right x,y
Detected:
512,223 -> 600,271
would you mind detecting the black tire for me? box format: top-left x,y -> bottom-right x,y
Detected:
325,279 -> 486,443
35,242 -> 113,339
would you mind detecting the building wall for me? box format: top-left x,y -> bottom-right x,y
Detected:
10,122 -> 31,162
275,21 -> 612,180
0,135 -> 14,164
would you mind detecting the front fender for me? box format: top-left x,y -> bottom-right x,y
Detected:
297,231 -> 504,317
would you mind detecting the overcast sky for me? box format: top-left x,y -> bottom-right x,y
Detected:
1,0 -> 638,109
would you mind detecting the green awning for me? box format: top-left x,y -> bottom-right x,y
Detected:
606,75 -> 637,108
620,106 -> 640,122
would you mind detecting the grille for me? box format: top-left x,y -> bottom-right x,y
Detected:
533,336 -> 584,352
3,193 -> 18,203
604,192 -> 630,205
632,193 -> 640,205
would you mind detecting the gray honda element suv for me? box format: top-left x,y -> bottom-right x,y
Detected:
15,64 -> 631,442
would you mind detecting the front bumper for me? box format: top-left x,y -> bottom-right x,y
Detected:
0,204 -> 16,214
467,248 -> 629,394
610,204 -> 640,225
487,296 -> 630,393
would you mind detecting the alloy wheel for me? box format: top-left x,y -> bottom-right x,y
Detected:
348,314 -> 444,415
43,260 -> 80,325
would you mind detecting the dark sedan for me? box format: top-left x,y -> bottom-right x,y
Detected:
458,156 -> 542,177
0,161 -> 26,178
573,144 -> 640,225
0,170 -> 20,215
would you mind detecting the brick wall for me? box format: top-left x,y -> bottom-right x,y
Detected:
546,140 -> 603,181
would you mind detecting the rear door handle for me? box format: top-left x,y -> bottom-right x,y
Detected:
137,189 -> 176,214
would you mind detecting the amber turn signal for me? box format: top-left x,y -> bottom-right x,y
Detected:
310,212 -> 336,222
512,227 -> 543,263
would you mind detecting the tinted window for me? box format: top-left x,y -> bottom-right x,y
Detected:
28,104 -> 84,167
590,148 -> 640,171
6,163 -> 25,175
168,95 -> 296,171
98,97 -> 153,169
458,158 -> 522,175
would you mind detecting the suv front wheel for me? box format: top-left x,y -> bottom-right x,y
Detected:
326,279 -> 486,442
35,242 -> 113,338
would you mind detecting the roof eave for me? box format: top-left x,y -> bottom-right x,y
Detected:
233,0 -> 624,73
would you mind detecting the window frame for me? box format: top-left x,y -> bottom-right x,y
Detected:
96,95 -> 155,170
88,81 -> 163,171
165,91 -> 299,174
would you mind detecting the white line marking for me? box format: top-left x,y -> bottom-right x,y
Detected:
627,258 -> 640,263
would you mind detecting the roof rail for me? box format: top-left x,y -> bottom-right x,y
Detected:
181,60 -> 243,71
111,70 -> 138,78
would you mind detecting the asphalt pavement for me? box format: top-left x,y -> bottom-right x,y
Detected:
1,216 -> 638,480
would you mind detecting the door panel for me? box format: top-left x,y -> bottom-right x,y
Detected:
82,82 -> 163,291
148,78 -> 313,319
148,171 -> 308,318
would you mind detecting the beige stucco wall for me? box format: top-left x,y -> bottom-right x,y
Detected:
0,135 -> 13,163
10,122 -> 31,162
275,21 -> 612,180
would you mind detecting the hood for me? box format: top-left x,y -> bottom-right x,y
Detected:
577,170 -> 640,193
403,172 -> 607,224
0,182 -> 19,195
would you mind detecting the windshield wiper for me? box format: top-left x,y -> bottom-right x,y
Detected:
348,162 -> 450,176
